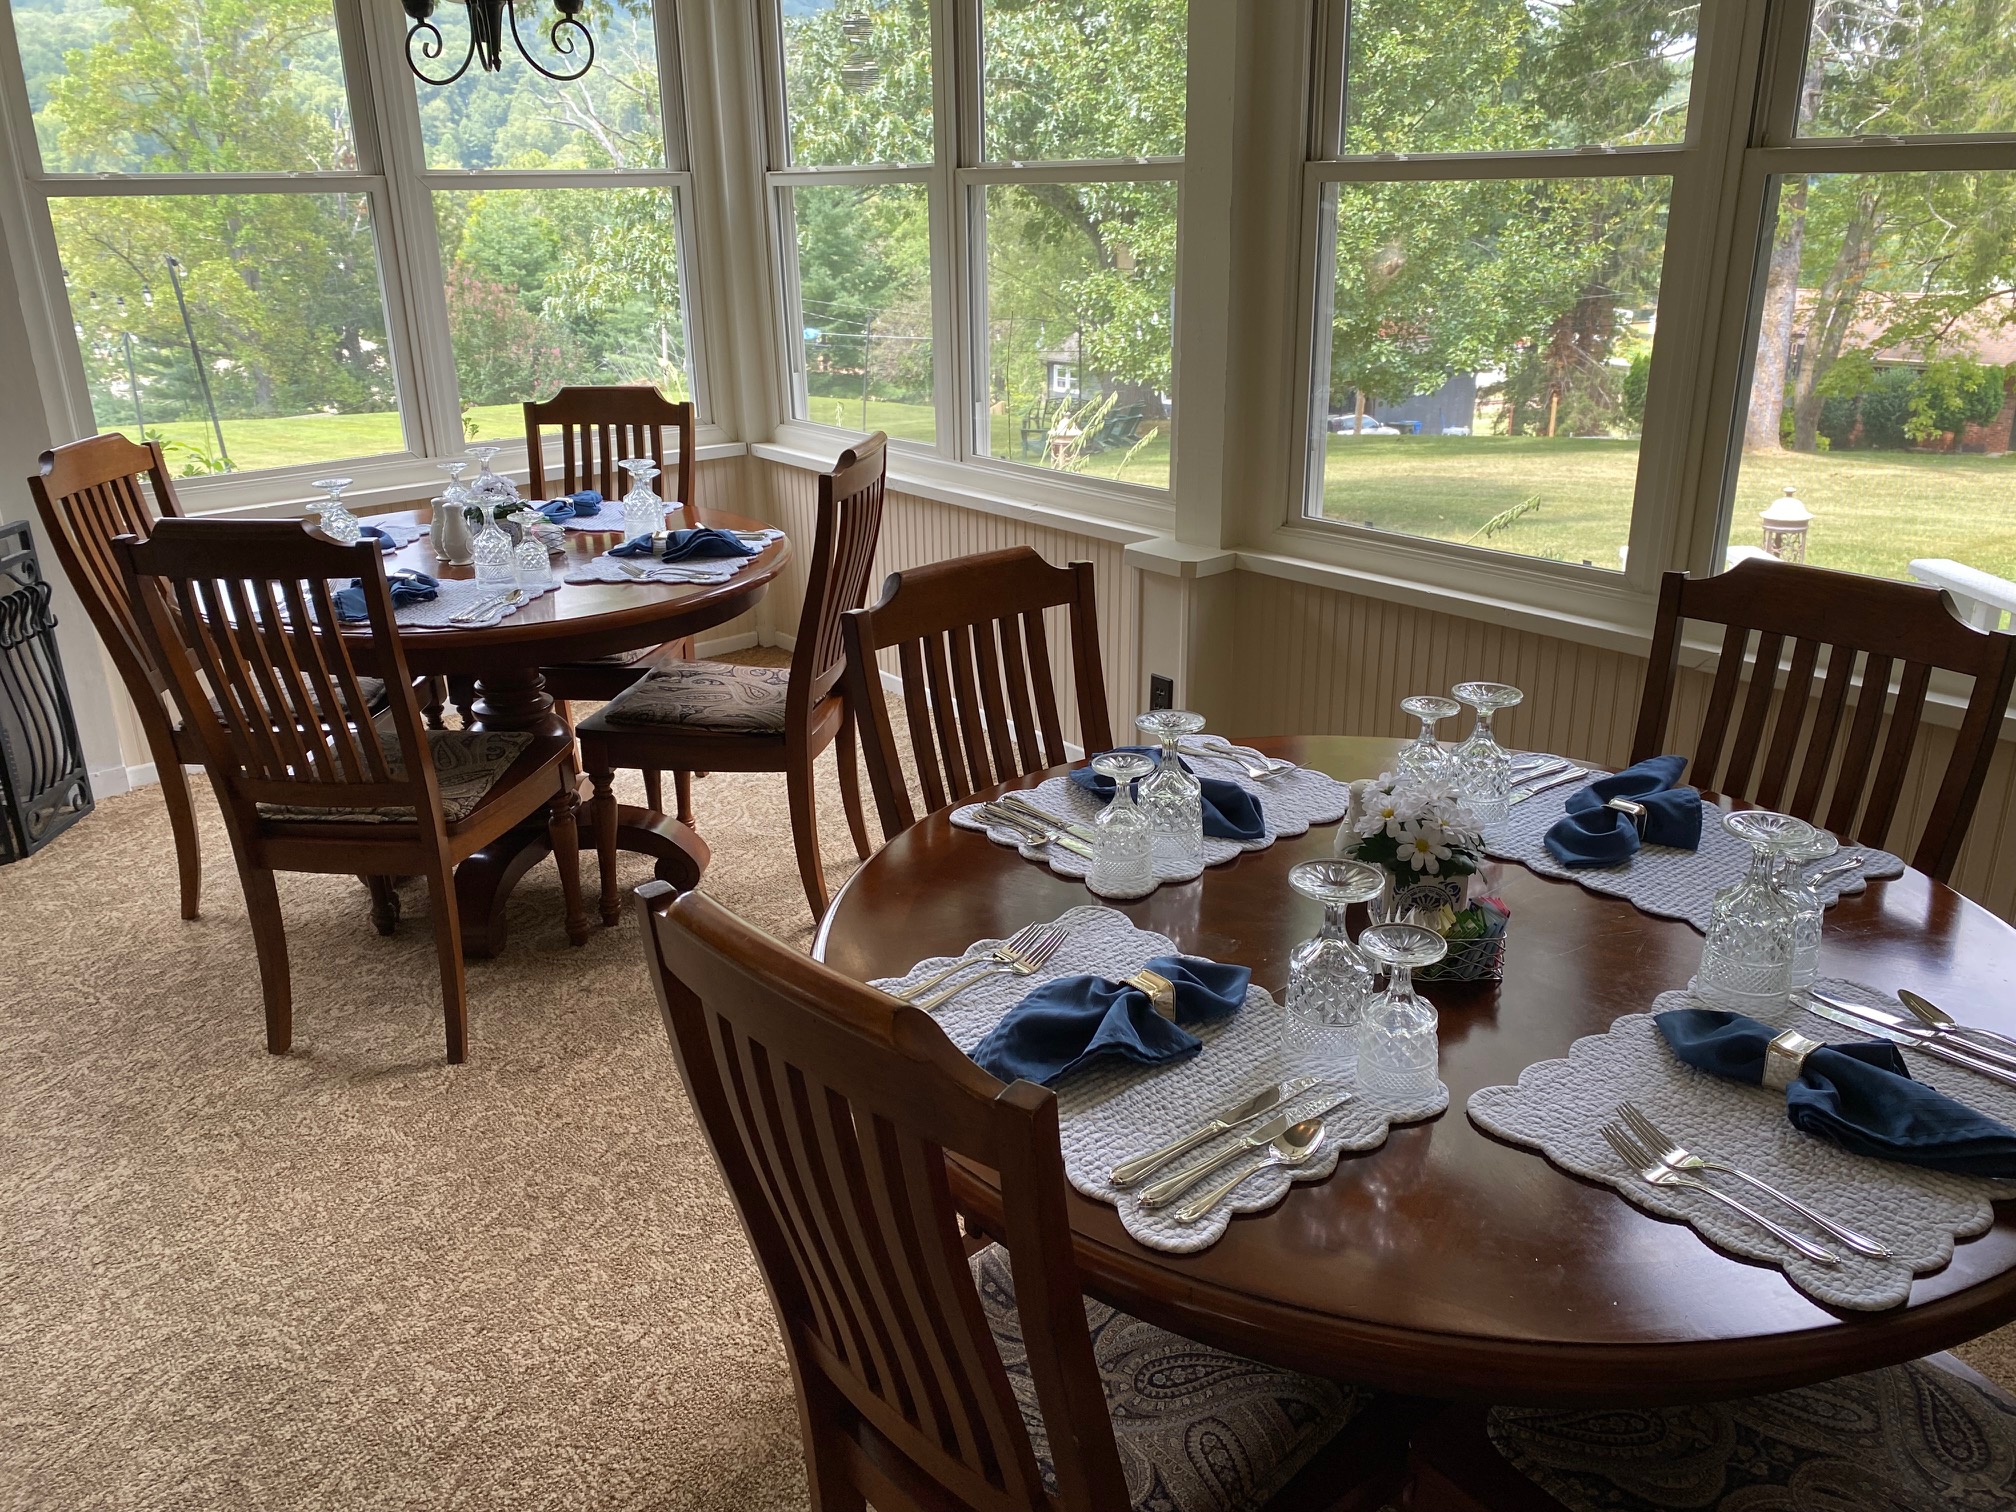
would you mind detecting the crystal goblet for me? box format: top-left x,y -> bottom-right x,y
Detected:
1356,922 -> 1447,1104
1777,826 -> 1839,992
1087,751 -> 1157,897
1696,810 -> 1818,1010
310,476 -> 360,547
465,445 -> 517,508
471,502 -> 516,588
1395,695 -> 1462,784
1135,710 -> 1207,874
1451,681 -> 1524,825
1284,859 -> 1385,1077
619,457 -> 665,542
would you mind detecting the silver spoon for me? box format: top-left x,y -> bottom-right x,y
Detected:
1172,1115 -> 1329,1224
1898,987 -> 2016,1059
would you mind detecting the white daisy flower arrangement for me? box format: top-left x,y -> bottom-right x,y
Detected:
1340,772 -> 1485,882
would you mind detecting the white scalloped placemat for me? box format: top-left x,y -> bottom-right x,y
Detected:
1484,756 -> 1905,932
1468,977 -> 2016,1310
872,904 -> 1445,1254
388,576 -> 562,630
562,528 -> 784,586
949,736 -> 1351,900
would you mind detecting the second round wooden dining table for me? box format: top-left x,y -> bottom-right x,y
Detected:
343,506 -> 788,954
813,734 -> 2016,1407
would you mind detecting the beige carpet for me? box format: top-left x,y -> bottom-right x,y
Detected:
4,647 -> 2015,1510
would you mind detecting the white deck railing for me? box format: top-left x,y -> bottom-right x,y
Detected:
1909,558 -> 2016,633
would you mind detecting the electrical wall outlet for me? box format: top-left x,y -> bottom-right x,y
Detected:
1148,674 -> 1175,710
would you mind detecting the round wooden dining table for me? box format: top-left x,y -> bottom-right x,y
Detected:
813,734 -> 2016,1407
346,507 -> 787,955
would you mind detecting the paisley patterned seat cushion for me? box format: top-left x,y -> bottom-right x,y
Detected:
1488,1357 -> 2016,1511
972,1243 -> 1363,1512
258,722 -> 535,825
601,661 -> 791,734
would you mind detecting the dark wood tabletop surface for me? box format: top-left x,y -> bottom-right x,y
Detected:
812,734 -> 2016,1405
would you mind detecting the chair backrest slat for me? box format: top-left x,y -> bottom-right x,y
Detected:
788,434 -> 888,714
842,548 -> 1112,841
1632,557 -> 2016,881
523,385 -> 698,528
116,520 -> 437,823
642,886 -> 1132,1511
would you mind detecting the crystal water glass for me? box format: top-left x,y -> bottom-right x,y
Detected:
1395,695 -> 1461,784
1777,827 -> 1839,992
1451,681 -> 1525,825
1087,751 -> 1157,896
472,503 -> 516,588
1696,810 -> 1818,1010
1135,709 -> 1206,874
310,476 -> 360,546
466,445 -> 517,508
619,457 -> 665,542
1284,859 -> 1385,1077
1356,922 -> 1448,1104
512,526 -> 550,589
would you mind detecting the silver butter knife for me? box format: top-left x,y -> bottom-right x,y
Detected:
1138,1095 -> 1353,1208
1109,1078 -> 1318,1187
1801,991 -> 2016,1088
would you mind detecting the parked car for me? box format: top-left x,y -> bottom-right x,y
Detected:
1328,414 -> 1400,435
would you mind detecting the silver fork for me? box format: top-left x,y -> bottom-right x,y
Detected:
999,792 -> 1097,841
451,587 -> 523,624
1599,1123 -> 1840,1265
1509,766 -> 1589,803
913,927 -> 1067,1012
892,923 -> 1046,1003
1616,1103 -> 1889,1259
979,802 -> 1095,859
1177,739 -> 1294,780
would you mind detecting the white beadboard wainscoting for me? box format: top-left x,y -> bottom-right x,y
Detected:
740,455 -> 2016,922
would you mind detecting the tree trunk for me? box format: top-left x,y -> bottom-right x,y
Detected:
1745,178 -> 1808,451
1790,183 -> 1881,453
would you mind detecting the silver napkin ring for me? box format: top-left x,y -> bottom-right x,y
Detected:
1605,796 -> 1649,833
1763,1028 -> 1822,1091
1127,969 -> 1176,1020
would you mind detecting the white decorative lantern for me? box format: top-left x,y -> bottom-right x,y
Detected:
1760,486 -> 1812,562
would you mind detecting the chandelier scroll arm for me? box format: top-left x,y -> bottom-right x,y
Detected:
506,0 -> 596,84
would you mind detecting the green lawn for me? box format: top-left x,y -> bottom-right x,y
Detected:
1322,435 -> 2016,582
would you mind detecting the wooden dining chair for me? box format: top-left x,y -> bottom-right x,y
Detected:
637,881 -> 1422,1512
29,434 -> 206,917
579,434 -> 887,921
525,383 -> 701,815
841,545 -> 1114,843
115,519 -> 588,1064
1632,556 -> 2016,882
1406,1351 -> 2016,1511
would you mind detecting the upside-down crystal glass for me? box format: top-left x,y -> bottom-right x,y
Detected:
472,502 -> 516,588
465,445 -> 518,508
1451,681 -> 1524,825
432,461 -> 475,565
1135,710 -> 1207,874
1088,751 -> 1157,897
1696,810 -> 1818,1010
1777,827 -> 1839,992
1356,922 -> 1448,1103
619,457 -> 665,542
310,476 -> 360,546
1396,695 -> 1462,784
1284,859 -> 1386,1077
512,525 -> 550,589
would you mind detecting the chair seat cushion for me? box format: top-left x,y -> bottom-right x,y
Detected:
1487,1357 -> 2016,1511
258,723 -> 534,825
206,675 -> 386,724
601,660 -> 791,734
971,1243 -> 1363,1512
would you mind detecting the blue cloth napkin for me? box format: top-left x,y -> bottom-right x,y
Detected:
1543,754 -> 1703,868
534,490 -> 602,522
1068,746 -> 1266,842
357,524 -> 399,553
609,527 -> 759,562
333,569 -> 438,624
1656,1006 -> 2016,1178
969,955 -> 1251,1086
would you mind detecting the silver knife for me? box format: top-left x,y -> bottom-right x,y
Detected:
1109,1078 -> 1318,1187
1815,990 -> 2016,1072
977,803 -> 1096,859
1138,1095 -> 1354,1208
1800,991 -> 2016,1089
1509,766 -> 1588,804
1001,792 -> 1098,842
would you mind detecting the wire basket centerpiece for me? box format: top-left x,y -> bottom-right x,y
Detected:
1334,770 -> 1510,982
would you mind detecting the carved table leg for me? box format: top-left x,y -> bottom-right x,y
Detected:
451,665 -> 712,957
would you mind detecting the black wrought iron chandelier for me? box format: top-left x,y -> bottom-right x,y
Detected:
402,0 -> 595,85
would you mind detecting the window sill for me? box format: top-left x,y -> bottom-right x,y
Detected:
176,439 -> 750,520
754,426 -> 1169,547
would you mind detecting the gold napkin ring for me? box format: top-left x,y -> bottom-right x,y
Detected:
1763,1028 -> 1822,1091
1127,969 -> 1176,1020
